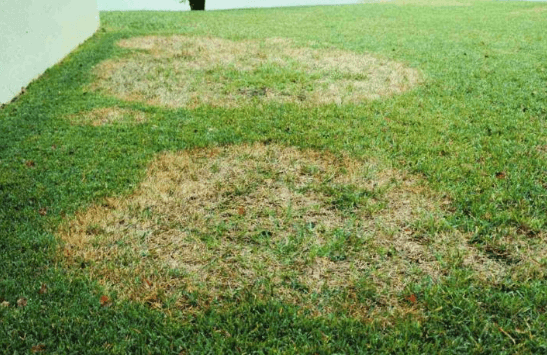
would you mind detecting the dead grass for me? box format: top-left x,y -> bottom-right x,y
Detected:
58,143 -> 535,318
511,6 -> 547,16
66,107 -> 147,126
89,36 -> 422,108
391,0 -> 473,6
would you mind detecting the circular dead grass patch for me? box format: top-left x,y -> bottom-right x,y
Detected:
394,0 -> 472,6
66,107 -> 147,126
89,36 -> 422,109
59,143 -> 518,318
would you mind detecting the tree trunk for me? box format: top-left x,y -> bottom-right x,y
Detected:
189,0 -> 205,10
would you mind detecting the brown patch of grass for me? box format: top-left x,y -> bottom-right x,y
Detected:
479,228 -> 547,281
66,107 -> 147,126
511,6 -> 547,16
391,0 -> 473,6
58,143 -> 509,318
89,36 -> 422,109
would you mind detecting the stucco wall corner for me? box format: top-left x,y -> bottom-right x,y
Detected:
0,0 -> 100,104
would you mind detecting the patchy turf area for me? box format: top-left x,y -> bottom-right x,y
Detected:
2,0 -> 547,353
66,107 -> 148,126
60,143 -> 454,316
58,142 -> 545,321
90,36 -> 421,108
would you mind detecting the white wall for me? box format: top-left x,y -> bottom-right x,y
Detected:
0,0 -> 100,104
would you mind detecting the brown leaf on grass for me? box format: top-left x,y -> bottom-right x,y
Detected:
237,206 -> 246,216
406,294 -> 417,304
17,298 -> 27,307
38,283 -> 48,295
25,160 -> 35,168
38,208 -> 47,216
31,344 -> 46,353
495,172 -> 506,179
100,295 -> 110,307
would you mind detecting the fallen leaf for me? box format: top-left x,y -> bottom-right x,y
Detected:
100,295 -> 110,306
17,297 -> 27,307
406,294 -> 417,304
38,283 -> 48,295
1,301 -> 9,307
237,206 -> 246,216
38,208 -> 47,216
25,160 -> 35,168
31,344 -> 46,353
495,172 -> 506,179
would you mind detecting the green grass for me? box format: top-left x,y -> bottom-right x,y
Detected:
2,0 -> 547,352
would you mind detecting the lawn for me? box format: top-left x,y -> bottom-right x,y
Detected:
1,0 -> 547,353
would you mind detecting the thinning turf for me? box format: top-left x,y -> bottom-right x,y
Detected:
1,0 -> 547,353
90,35 -> 421,108
58,143 -> 463,320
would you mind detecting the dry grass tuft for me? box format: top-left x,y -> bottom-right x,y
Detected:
66,107 -> 147,126
89,36 -> 422,108
58,143 -> 528,318
390,0 -> 473,6
511,6 -> 547,15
